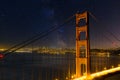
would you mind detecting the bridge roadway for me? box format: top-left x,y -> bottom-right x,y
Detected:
73,66 -> 120,80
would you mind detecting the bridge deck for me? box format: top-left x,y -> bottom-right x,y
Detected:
74,66 -> 120,80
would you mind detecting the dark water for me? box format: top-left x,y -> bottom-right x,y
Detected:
91,55 -> 120,73
0,53 -> 120,80
0,53 -> 75,80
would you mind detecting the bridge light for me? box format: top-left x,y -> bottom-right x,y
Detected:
71,75 -> 74,79
118,64 -> 120,67
54,78 -> 59,80
71,74 -> 75,79
104,67 -> 107,70
66,77 -> 68,80
83,72 -> 86,76
112,66 -> 114,68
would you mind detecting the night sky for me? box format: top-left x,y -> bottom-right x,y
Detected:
0,0 -> 120,49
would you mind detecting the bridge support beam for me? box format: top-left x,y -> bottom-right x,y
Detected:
76,11 -> 90,78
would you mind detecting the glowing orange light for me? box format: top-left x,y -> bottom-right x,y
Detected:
74,67 -> 120,80
0,54 -> 4,59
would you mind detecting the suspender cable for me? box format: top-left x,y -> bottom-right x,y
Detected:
89,12 -> 119,48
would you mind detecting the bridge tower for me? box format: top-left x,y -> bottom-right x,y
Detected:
76,11 -> 90,77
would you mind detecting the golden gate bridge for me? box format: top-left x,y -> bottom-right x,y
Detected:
0,11 -> 120,80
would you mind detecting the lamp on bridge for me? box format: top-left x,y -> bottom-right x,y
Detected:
0,53 -> 4,59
